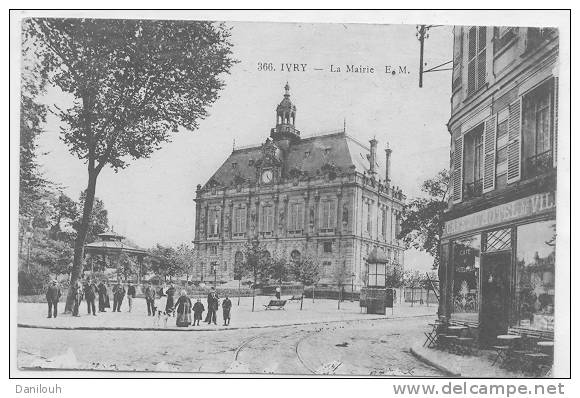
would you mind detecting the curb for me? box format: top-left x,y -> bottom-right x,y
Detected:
409,347 -> 461,377
18,313 -> 435,333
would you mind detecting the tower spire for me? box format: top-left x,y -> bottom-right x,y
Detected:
270,83 -> 300,144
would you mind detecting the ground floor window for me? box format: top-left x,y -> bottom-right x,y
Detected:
515,220 -> 556,331
451,234 -> 481,322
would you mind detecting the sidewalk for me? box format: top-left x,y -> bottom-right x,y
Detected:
410,343 -> 527,378
18,296 -> 437,331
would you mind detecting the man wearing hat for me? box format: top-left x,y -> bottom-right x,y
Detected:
45,280 -> 61,318
205,287 -> 219,325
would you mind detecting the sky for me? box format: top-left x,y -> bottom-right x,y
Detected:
34,21 -> 452,271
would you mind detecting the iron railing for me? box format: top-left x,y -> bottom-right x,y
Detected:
526,150 -> 554,178
463,179 -> 483,200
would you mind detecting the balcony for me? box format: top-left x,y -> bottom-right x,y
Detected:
463,179 -> 483,200
526,150 -> 554,178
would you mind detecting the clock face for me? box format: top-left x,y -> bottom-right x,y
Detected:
261,170 -> 273,184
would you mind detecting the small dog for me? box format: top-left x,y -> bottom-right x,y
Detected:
154,294 -> 169,328
154,308 -> 169,328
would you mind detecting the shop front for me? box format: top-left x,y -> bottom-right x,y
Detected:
441,192 -> 556,345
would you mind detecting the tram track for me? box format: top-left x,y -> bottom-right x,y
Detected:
231,326 -> 320,375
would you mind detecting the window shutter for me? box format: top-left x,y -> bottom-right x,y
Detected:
477,27 -> 487,89
507,98 -> 522,184
553,77 -> 558,167
452,136 -> 464,202
483,115 -> 497,192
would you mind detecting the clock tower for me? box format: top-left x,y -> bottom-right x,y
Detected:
270,82 -> 300,148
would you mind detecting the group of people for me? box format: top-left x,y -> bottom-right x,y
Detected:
45,279 -> 137,318
143,282 -> 232,328
45,280 -> 233,327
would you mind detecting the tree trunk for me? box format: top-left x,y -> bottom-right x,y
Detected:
312,284 -> 315,303
337,284 -> 341,310
300,286 -> 304,310
251,286 -> 255,312
65,171 -> 98,312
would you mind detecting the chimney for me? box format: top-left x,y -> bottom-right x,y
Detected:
385,144 -> 392,185
368,138 -> 378,175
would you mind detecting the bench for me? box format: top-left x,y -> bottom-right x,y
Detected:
288,295 -> 302,302
264,300 -> 287,310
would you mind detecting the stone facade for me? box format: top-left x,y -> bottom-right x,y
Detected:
193,84 -> 405,289
439,26 -> 558,339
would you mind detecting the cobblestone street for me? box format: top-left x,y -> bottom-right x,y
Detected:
17,316 -> 442,376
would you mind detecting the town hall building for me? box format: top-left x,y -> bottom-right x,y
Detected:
193,84 -> 406,290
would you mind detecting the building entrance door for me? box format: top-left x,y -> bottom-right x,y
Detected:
480,251 -> 511,345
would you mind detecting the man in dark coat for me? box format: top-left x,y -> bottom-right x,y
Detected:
97,281 -> 110,312
112,282 -> 126,312
145,283 -> 156,316
127,282 -> 136,312
72,280 -> 83,317
205,287 -> 219,325
45,280 -> 61,318
84,279 -> 97,316
165,283 -> 176,316
222,296 -> 232,326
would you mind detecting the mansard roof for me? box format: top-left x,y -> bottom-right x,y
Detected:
203,131 -> 388,188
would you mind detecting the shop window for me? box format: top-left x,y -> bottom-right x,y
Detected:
485,228 -> 512,252
452,235 -> 481,322
515,221 -> 556,331
367,262 -> 386,287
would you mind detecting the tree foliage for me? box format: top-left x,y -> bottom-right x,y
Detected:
268,252 -> 288,286
24,17 -> 236,309
72,191 -> 108,243
290,254 -> 321,310
399,169 -> 449,270
20,37 -> 49,218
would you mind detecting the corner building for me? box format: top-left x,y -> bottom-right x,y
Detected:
441,26 -> 559,343
193,84 -> 406,290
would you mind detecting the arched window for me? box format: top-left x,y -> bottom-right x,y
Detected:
291,250 -> 301,263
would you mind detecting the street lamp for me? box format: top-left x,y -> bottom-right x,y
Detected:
351,272 -> 356,302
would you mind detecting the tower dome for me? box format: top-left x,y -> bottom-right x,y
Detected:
270,83 -> 300,144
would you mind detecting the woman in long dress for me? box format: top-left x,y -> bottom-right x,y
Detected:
175,290 -> 192,327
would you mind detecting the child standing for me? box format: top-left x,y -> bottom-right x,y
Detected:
193,298 -> 205,326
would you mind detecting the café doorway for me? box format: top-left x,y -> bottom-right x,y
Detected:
479,250 -> 512,345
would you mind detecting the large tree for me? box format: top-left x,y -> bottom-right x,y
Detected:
290,255 -> 321,310
399,169 -> 449,273
240,239 -> 271,312
25,18 -> 236,310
